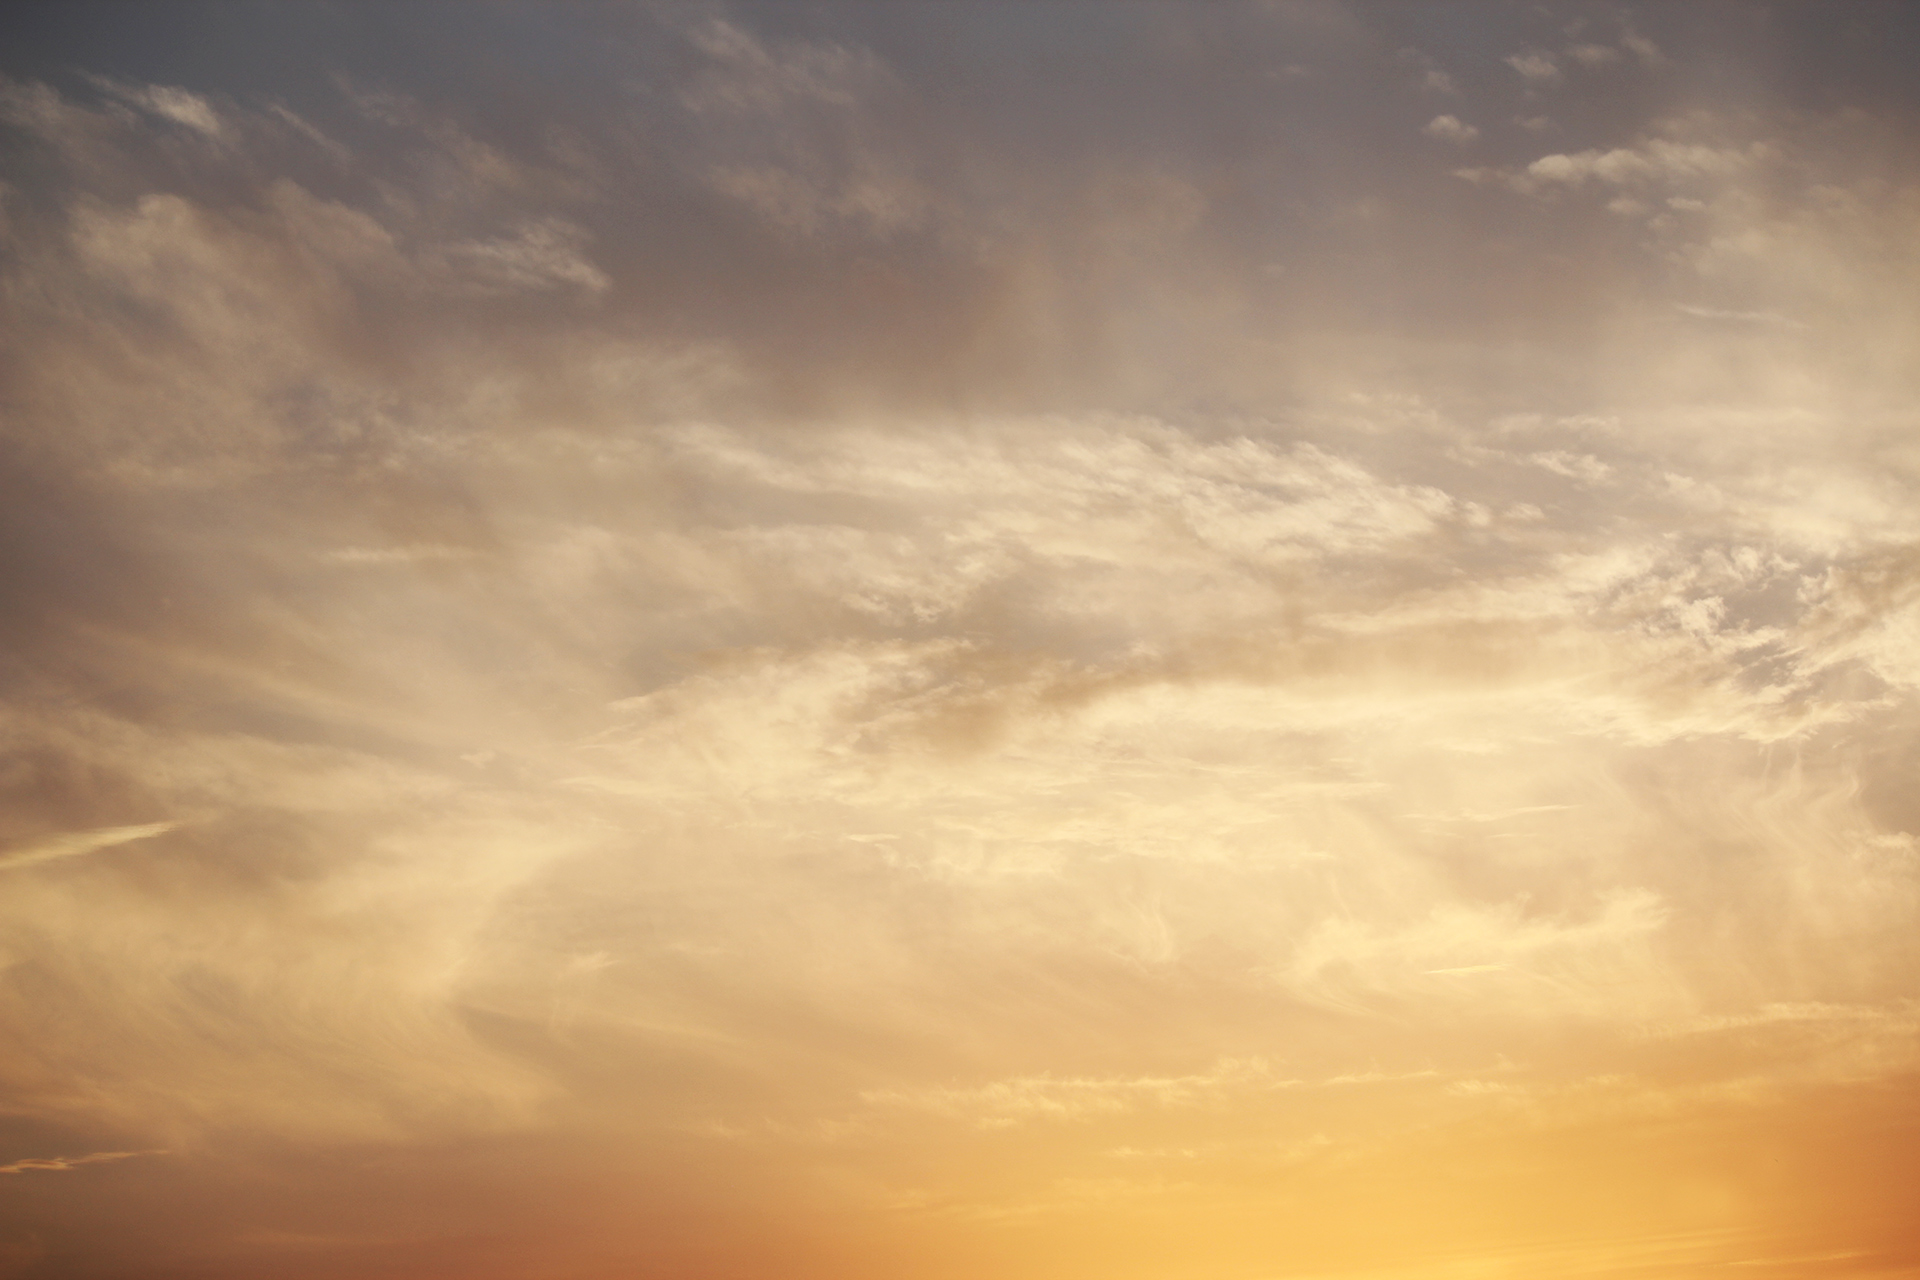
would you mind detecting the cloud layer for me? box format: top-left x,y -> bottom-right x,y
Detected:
2,3 -> 1919,1277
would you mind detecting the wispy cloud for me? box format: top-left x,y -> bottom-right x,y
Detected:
0,823 -> 178,871
0,1150 -> 166,1175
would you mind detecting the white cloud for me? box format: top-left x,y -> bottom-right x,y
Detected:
84,75 -> 224,137
1423,114 -> 1479,145
1506,50 -> 1560,83
660,419 -> 1460,631
1527,140 -> 1755,185
1460,137 -> 1771,197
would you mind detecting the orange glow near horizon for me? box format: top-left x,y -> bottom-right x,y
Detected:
1,4 -> 1918,1278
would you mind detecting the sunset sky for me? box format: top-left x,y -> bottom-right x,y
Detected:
2,3 -> 1919,1277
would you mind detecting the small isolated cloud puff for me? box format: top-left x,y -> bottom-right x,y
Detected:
1423,114 -> 1479,144
1506,50 -> 1560,83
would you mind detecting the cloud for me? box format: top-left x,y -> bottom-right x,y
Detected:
428,217 -> 611,295
678,18 -> 890,114
1647,1001 -> 1919,1039
1,9 -> 1919,1276
1675,304 -> 1807,330
83,75 -> 225,137
0,822 -> 179,871
1422,115 -> 1478,145
670,17 -> 935,242
0,1150 -> 166,1175
1283,890 -> 1674,1013
705,158 -> 931,240
1457,135 -> 1772,199
1622,30 -> 1666,68
1526,450 -> 1612,482
1506,51 -> 1560,83
1525,140 -> 1758,186
862,1058 -> 1288,1125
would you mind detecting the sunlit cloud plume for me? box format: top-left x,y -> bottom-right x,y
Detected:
0,822 -> 177,871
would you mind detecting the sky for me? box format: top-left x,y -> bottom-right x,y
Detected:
1,2 -> 1919,1277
